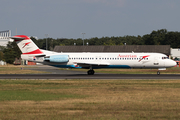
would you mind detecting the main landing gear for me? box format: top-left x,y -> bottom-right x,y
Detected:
87,66 -> 95,75
87,70 -> 95,75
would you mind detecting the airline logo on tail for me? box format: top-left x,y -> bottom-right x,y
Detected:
22,42 -> 31,48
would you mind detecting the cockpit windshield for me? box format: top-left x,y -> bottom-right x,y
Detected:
162,57 -> 169,59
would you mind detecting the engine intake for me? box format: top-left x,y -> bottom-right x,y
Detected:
44,55 -> 69,63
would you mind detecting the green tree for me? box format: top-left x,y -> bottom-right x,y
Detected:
0,51 -> 4,61
164,32 -> 180,48
3,41 -> 21,64
103,39 -> 116,45
143,29 -> 167,45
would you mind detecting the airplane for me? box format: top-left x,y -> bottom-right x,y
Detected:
10,35 -> 176,75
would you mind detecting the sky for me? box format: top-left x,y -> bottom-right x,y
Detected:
0,0 -> 180,39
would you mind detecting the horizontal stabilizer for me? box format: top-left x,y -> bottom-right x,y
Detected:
10,36 -> 26,41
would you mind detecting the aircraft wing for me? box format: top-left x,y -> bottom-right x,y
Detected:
75,62 -> 110,67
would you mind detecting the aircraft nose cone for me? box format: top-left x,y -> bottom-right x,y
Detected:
172,61 -> 177,67
165,60 -> 177,67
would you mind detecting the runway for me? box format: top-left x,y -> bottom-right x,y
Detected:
0,66 -> 179,79
0,74 -> 180,79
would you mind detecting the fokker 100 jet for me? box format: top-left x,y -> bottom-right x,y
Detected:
10,35 -> 176,75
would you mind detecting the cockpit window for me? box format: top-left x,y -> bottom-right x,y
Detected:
162,57 -> 169,59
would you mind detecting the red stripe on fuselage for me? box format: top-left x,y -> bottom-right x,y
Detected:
22,49 -> 43,54
142,55 -> 150,59
139,55 -> 150,62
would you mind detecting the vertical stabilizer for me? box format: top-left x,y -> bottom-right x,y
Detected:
11,35 -> 43,55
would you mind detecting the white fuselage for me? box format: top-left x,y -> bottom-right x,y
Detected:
21,52 -> 176,69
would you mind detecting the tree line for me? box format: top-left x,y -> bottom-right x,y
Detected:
1,29 -> 180,64
34,29 -> 180,49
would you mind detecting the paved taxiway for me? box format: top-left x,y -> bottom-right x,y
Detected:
0,65 -> 179,79
0,74 -> 180,79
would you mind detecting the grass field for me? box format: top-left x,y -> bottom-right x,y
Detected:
1,80 -> 180,120
0,65 -> 180,119
0,65 -> 47,74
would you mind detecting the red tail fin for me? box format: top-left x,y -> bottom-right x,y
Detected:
11,35 -> 43,55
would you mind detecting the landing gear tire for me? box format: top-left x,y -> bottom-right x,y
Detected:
157,71 -> 160,75
87,70 -> 95,75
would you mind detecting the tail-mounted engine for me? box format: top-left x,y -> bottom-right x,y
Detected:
44,55 -> 69,63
